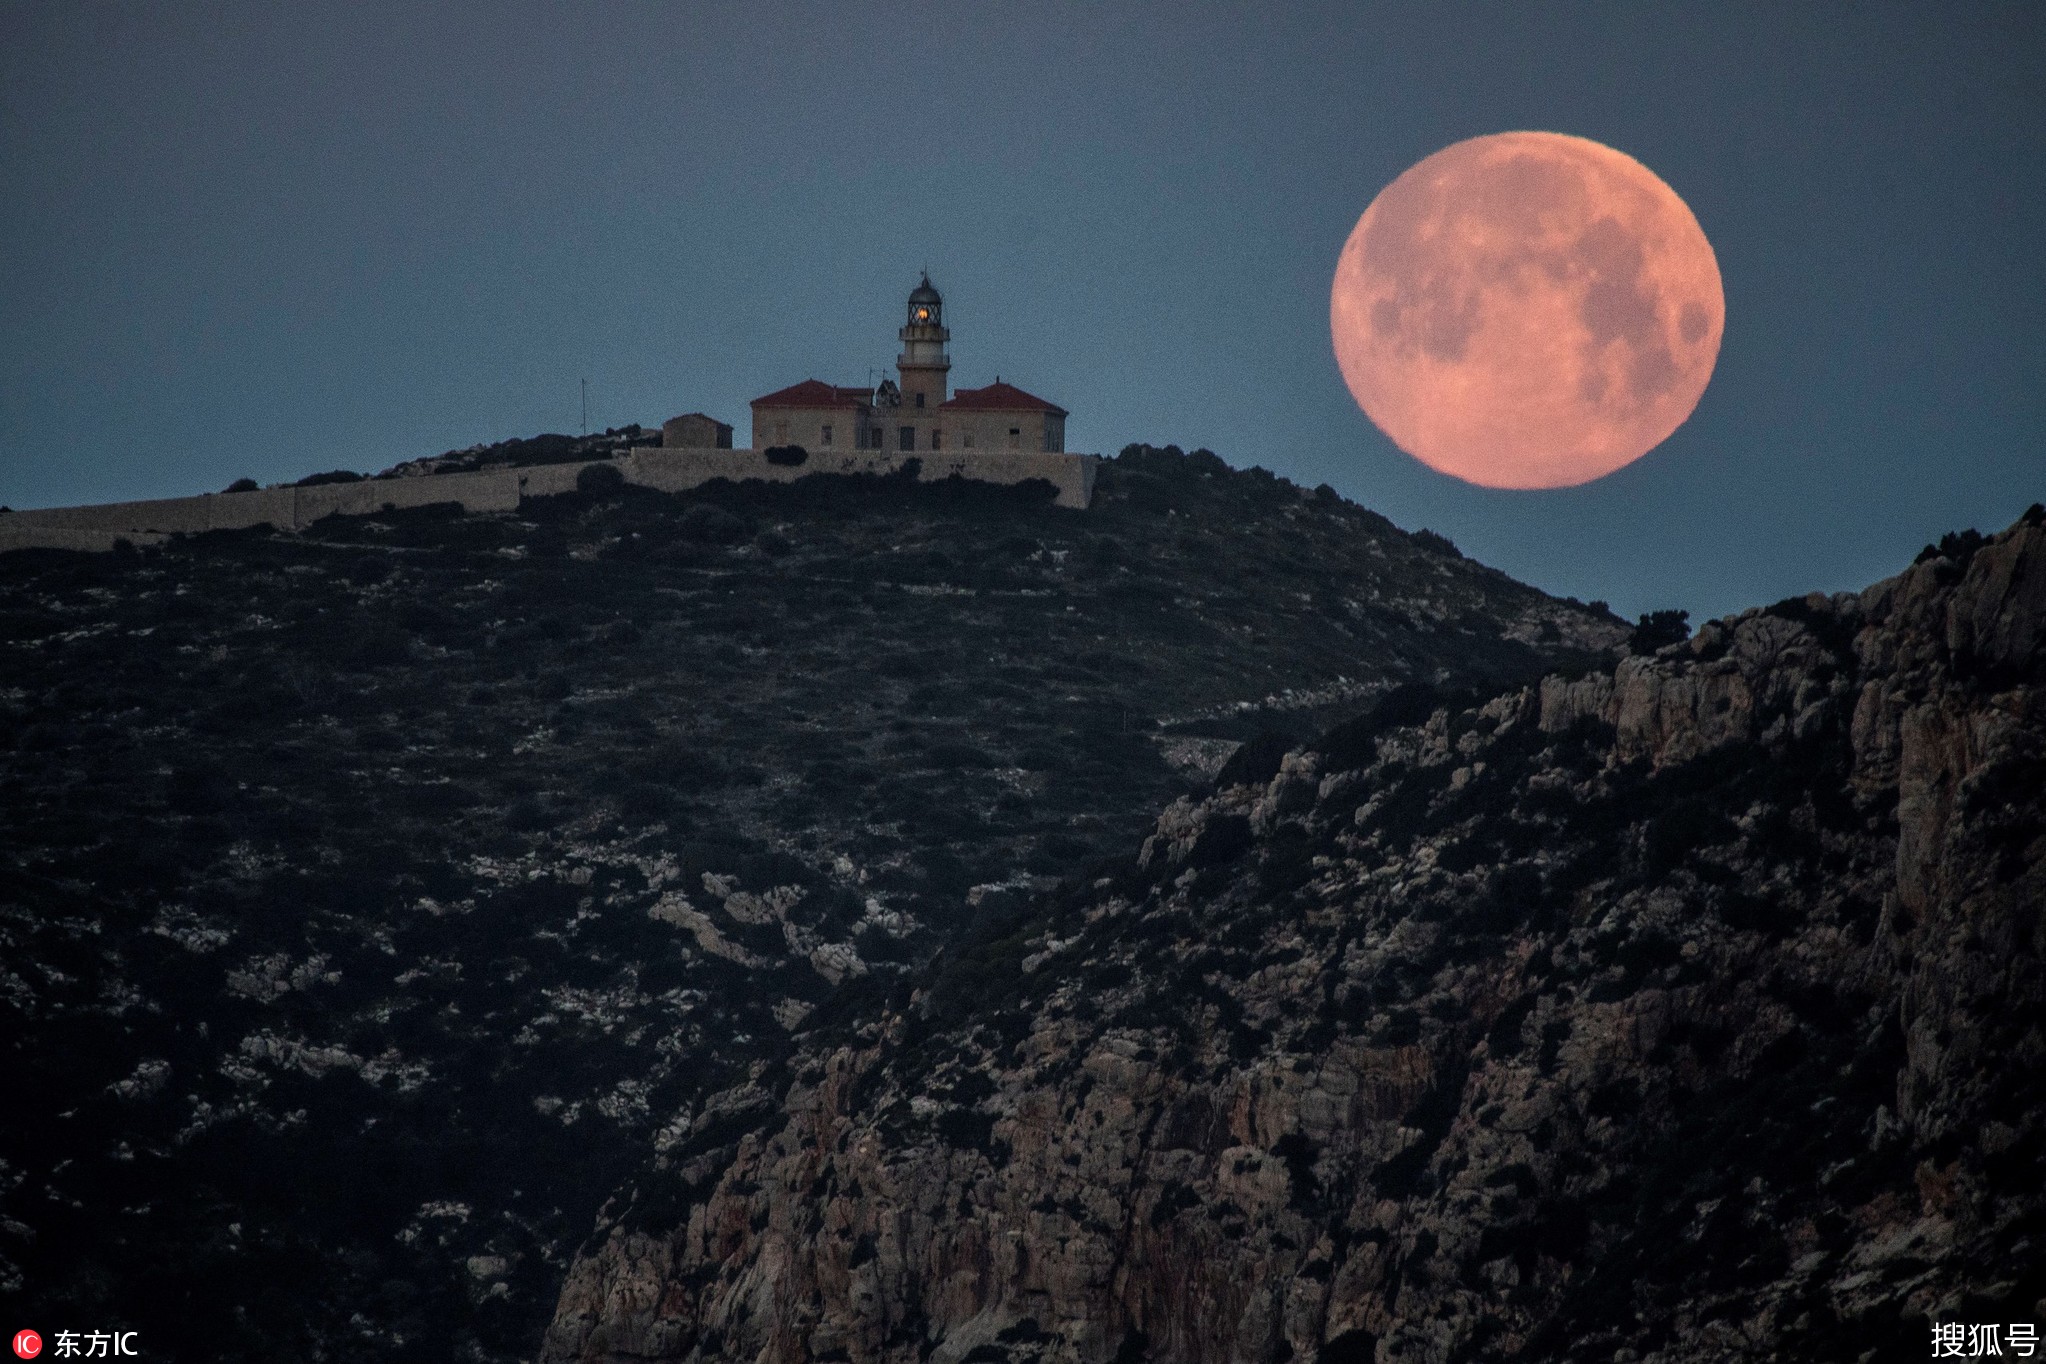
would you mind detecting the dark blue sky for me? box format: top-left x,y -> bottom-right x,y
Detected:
2,3 -> 2039,618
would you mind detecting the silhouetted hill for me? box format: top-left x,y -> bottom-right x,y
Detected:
539,509 -> 2046,1364
0,447 -> 1618,1362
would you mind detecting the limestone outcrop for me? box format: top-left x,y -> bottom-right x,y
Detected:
541,510 -> 2045,1363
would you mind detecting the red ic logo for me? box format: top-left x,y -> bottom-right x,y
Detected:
11,1331 -> 40,1360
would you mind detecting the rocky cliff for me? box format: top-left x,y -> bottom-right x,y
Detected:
541,509 -> 2046,1363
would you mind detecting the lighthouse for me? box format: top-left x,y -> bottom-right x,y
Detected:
896,274 -> 951,412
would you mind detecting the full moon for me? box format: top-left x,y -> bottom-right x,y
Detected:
1331,131 -> 1723,489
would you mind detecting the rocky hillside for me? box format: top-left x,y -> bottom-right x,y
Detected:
540,509 -> 2045,1363
0,447 -> 1614,1362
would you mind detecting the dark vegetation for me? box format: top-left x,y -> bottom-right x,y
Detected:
0,445 -> 1612,1363
1627,608 -> 1691,655
1911,506 -> 2044,567
574,460 -> 627,496
1409,528 -> 1461,559
421,425 -> 654,474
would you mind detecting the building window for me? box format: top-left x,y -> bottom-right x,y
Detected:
1008,427 -> 1021,449
914,393 -> 925,409
899,426 -> 915,451
963,429 -> 974,449
931,430 -> 943,450
775,420 -> 789,444
821,424 -> 833,447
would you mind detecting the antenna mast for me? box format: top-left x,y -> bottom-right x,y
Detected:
580,378 -> 589,438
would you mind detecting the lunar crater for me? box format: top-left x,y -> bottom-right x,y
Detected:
1333,131 -> 1723,489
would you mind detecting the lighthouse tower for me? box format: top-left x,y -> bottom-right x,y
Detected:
896,274 -> 951,412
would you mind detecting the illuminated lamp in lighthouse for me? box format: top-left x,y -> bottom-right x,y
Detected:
897,273 -> 952,413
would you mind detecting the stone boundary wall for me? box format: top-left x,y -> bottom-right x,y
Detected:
0,449 -> 1098,554
620,447 -> 1096,508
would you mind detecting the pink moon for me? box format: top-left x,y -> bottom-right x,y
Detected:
1331,131 -> 1725,489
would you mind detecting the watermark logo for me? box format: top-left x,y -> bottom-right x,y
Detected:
13,1335 -> 136,1359
1932,1322 -> 2040,1357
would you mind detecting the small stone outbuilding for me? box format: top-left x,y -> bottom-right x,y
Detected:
660,413 -> 734,449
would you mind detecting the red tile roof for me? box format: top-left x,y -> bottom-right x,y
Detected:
940,381 -> 1067,416
750,379 -> 869,410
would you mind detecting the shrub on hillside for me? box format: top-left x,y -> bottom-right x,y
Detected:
764,445 -> 808,467
1213,730 -> 1293,791
1412,528 -> 1463,559
1914,527 -> 1987,567
440,431 -> 581,469
1316,683 -> 1456,773
679,503 -> 749,545
1079,535 -> 1126,570
345,555 -> 391,584
576,462 -> 627,496
1630,609 -> 1692,655
504,795 -> 552,831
